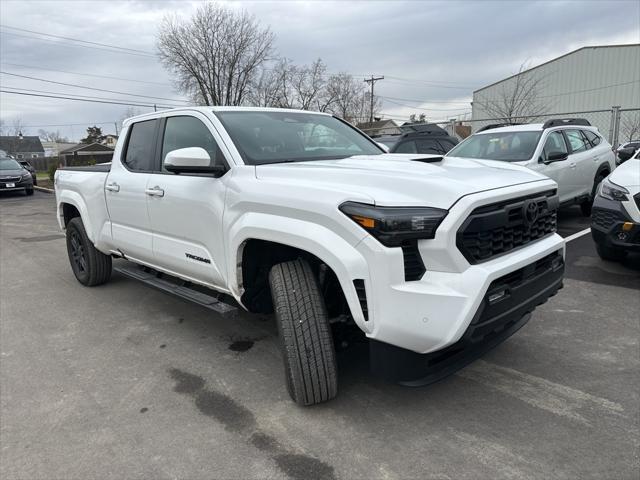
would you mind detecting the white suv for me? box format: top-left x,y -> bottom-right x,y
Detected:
446,119 -> 616,215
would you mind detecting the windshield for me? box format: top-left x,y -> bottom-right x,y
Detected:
0,158 -> 22,170
215,111 -> 383,165
447,131 -> 541,162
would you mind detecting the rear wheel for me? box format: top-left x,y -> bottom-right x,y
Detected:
66,217 -> 112,286
595,242 -> 626,262
269,259 -> 338,406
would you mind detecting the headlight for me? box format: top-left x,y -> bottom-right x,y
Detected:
21,172 -> 32,181
599,179 -> 629,202
339,201 -> 448,247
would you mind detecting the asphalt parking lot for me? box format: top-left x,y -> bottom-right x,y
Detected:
1,190 -> 639,480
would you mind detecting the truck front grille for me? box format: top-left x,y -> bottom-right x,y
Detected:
457,190 -> 558,264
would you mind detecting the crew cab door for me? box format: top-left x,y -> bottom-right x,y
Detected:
105,118 -> 158,263
146,113 -> 229,287
532,130 -> 575,204
564,129 -> 594,198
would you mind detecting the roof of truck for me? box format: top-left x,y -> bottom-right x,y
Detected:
123,106 -> 330,126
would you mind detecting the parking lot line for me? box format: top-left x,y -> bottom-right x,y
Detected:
564,227 -> 591,243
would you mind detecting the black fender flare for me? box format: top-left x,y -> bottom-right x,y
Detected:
591,163 -> 611,198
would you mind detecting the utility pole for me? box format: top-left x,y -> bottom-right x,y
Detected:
363,75 -> 384,123
114,122 -> 119,136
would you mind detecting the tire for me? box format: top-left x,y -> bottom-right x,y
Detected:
66,217 -> 112,286
25,187 -> 34,196
269,259 -> 338,406
595,242 -> 626,262
581,172 -> 608,217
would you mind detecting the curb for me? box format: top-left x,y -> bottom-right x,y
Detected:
34,186 -> 55,194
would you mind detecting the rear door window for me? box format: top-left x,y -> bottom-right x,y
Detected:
395,141 -> 417,154
564,130 -> 588,153
416,139 -> 446,154
583,130 -> 601,147
123,119 -> 158,172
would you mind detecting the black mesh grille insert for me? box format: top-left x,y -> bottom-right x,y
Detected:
401,241 -> 426,281
353,279 -> 368,321
592,208 -> 625,230
457,190 -> 558,264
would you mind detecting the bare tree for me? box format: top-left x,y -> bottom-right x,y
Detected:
157,2 -> 274,106
38,129 -> 69,142
10,117 -> 26,136
290,59 -> 327,110
476,62 -> 548,122
323,73 -> 373,122
620,113 -> 640,142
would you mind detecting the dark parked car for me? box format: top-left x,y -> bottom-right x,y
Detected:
0,156 -> 34,195
616,141 -> 640,164
373,124 -> 459,155
17,160 -> 37,186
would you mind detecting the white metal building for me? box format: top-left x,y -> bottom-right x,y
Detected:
471,44 -> 640,139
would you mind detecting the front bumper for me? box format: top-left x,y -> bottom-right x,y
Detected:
591,196 -> 640,252
352,182 -> 565,355
0,177 -> 33,191
370,249 -> 564,384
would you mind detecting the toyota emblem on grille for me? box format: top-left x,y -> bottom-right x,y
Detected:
523,200 -> 539,227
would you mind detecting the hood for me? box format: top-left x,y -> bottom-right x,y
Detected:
609,159 -> 640,188
0,168 -> 27,177
255,154 -> 549,208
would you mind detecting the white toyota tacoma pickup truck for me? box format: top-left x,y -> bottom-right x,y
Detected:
55,107 -> 565,405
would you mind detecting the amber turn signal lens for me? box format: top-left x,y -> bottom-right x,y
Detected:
622,222 -> 634,232
352,215 -> 375,229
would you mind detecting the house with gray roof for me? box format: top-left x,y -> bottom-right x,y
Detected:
0,134 -> 45,160
60,142 -> 114,166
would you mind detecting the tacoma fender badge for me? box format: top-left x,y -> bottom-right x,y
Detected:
185,253 -> 211,264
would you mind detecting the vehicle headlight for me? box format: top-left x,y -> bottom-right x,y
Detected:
339,201 -> 448,247
599,179 -> 629,202
21,172 -> 32,181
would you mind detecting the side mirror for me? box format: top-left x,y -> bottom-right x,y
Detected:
542,151 -> 568,164
164,147 -> 226,176
377,142 -> 390,153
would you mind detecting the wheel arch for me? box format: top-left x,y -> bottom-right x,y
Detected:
228,215 -> 370,330
57,191 -> 95,242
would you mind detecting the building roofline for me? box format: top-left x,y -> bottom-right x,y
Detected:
473,43 -> 640,94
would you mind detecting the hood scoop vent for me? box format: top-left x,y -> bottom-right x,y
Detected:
411,156 -> 443,164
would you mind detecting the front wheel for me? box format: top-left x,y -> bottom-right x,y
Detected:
269,259 -> 338,406
66,217 -> 112,286
25,187 -> 34,196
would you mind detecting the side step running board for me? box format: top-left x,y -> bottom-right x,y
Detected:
114,263 -> 237,316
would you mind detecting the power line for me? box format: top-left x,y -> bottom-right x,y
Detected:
1,85 -> 182,106
0,89 -> 177,109
384,75 -> 478,88
0,62 -> 172,87
0,71 -> 188,104
0,30 -> 156,58
18,121 -> 120,128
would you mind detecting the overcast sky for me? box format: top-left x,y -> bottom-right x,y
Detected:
1,0 -> 639,141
